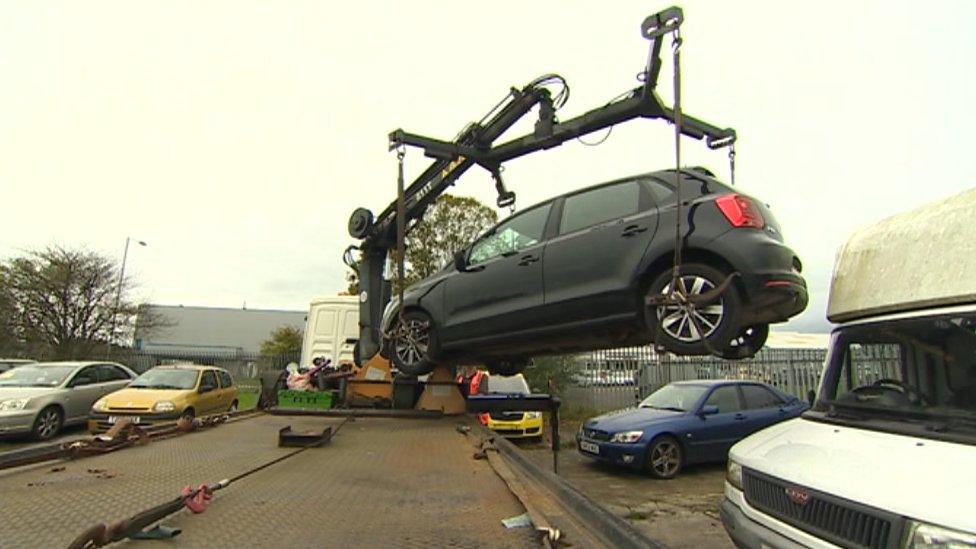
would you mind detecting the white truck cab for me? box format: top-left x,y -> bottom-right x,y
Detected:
299,295 -> 359,367
721,188 -> 976,548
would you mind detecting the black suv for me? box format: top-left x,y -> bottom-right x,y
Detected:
383,169 -> 807,375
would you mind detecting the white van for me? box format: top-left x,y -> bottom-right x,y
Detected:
300,296 -> 360,367
721,189 -> 976,548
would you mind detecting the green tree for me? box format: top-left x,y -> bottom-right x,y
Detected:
0,245 -> 159,359
522,355 -> 578,395
260,325 -> 303,356
342,194 -> 498,294
403,194 -> 497,285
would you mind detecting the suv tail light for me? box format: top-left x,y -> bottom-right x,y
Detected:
715,194 -> 765,229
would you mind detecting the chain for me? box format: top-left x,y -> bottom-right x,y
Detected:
395,143 -> 406,324
670,28 -> 684,296
728,142 -> 736,187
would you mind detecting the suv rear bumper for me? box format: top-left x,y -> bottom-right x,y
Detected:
741,273 -> 808,325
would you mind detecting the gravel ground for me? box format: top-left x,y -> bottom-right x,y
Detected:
514,425 -> 733,549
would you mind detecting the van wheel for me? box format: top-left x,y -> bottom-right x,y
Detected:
646,263 -> 741,356
646,436 -> 682,479
718,324 -> 769,360
388,311 -> 438,376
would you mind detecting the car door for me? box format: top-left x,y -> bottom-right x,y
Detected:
197,370 -> 221,415
542,180 -> 659,324
96,364 -> 133,395
63,366 -> 103,422
441,202 -> 554,344
217,370 -> 236,411
686,384 -> 751,462
739,384 -> 791,433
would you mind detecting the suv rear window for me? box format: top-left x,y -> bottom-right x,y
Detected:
560,181 -> 639,234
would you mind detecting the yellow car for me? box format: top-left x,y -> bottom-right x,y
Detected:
88,364 -> 238,433
478,373 -> 544,439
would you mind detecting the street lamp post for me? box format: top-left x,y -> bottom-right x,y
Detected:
110,237 -> 146,351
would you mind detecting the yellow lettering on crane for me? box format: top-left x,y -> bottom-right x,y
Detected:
440,156 -> 466,179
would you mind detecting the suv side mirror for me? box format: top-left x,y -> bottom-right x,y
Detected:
454,249 -> 468,271
699,404 -> 719,416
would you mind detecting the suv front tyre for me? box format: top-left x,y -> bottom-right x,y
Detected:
387,310 -> 439,375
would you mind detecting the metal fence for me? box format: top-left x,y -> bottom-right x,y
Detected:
562,346 -> 827,413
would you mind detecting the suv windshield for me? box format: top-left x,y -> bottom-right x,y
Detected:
130,369 -> 200,390
814,312 -> 976,439
0,365 -> 76,387
639,384 -> 708,412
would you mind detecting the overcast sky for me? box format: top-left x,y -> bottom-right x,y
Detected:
2,1 -> 974,333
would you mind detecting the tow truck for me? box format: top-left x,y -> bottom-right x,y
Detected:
0,8 -> 744,548
344,6 -> 740,375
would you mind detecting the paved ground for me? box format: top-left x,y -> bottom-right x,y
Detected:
516,426 -> 733,549
0,415 -> 539,548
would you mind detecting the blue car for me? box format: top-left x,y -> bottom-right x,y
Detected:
577,380 -> 808,479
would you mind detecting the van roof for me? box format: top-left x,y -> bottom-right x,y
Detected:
827,187 -> 976,323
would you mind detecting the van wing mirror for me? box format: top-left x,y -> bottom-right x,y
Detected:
700,404 -> 719,416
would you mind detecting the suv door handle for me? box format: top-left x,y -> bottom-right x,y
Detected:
621,225 -> 647,237
518,254 -> 539,266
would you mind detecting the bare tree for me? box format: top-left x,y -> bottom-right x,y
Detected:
0,245 -> 164,359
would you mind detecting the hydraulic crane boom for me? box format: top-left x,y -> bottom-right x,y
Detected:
345,7 -> 736,364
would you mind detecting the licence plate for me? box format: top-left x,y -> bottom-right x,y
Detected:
580,441 -> 600,454
107,416 -> 140,424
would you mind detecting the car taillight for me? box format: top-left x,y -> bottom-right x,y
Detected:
715,194 -> 765,229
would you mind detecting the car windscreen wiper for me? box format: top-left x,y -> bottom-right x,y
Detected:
643,405 -> 685,412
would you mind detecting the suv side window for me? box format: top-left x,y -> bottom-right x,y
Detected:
200,370 -> 218,389
469,204 -> 552,265
704,385 -> 744,413
560,181 -> 640,235
218,371 -> 233,388
741,385 -> 784,409
644,179 -> 675,204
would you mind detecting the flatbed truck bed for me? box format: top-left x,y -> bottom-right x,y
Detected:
0,413 -> 655,548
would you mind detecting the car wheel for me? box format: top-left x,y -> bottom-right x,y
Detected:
646,435 -> 683,479
646,263 -> 742,356
181,408 -> 195,421
32,406 -> 63,441
485,358 -> 528,376
388,310 -> 438,376
717,324 -> 769,360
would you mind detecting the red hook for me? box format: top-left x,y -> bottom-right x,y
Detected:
181,484 -> 213,513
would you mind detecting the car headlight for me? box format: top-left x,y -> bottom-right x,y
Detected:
92,398 -> 108,412
609,430 -> 643,443
525,412 -> 542,419
906,521 -> 976,548
153,401 -> 175,412
726,459 -> 744,491
0,398 -> 30,411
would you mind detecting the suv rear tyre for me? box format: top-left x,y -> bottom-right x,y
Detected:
388,310 -> 438,376
647,263 -> 742,356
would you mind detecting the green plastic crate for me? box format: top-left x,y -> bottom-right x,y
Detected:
277,390 -> 334,410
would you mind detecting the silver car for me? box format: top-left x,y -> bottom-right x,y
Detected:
0,361 -> 136,440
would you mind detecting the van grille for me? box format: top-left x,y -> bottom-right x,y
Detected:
743,470 -> 902,549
